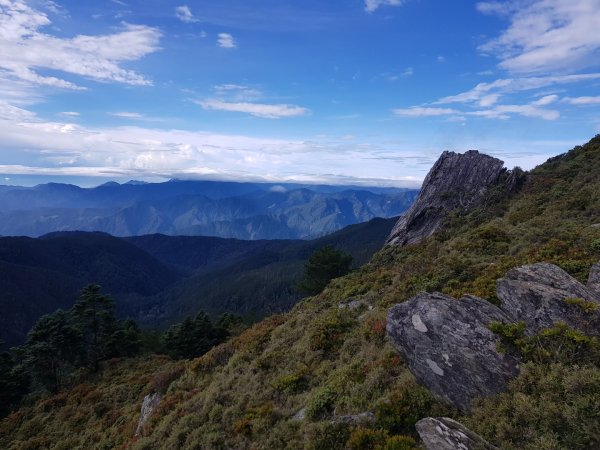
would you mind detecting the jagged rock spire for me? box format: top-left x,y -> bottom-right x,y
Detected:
387,150 -> 506,246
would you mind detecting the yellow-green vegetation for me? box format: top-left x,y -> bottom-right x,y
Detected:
0,356 -> 184,450
2,136 -> 600,449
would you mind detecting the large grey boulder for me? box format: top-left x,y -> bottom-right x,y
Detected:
387,293 -> 519,412
387,150 -> 507,246
416,417 -> 499,450
497,263 -> 600,333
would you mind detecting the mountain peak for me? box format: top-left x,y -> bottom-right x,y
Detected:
387,149 -> 507,246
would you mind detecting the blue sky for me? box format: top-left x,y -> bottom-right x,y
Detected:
0,0 -> 599,187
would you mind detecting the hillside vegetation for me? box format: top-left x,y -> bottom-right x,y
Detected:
1,137 -> 600,449
0,217 -> 397,346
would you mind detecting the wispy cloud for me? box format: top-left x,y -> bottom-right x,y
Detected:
469,103 -> 560,120
563,96 -> 600,105
196,99 -> 309,119
478,0 -> 600,73
175,5 -> 199,23
213,84 -> 262,101
0,0 -> 161,90
60,111 -> 80,117
435,74 -> 600,106
217,33 -> 236,48
394,100 -> 560,121
364,0 -> 406,13
393,107 -> 459,117
109,111 -> 145,119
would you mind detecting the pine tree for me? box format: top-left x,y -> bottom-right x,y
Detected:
297,245 -> 353,295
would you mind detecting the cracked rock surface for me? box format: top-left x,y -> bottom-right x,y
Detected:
387,150 -> 507,246
386,292 -> 519,412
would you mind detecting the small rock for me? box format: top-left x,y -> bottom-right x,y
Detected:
416,417 -> 500,450
291,408 -> 306,421
135,392 -> 162,437
387,292 -> 519,412
497,263 -> 600,333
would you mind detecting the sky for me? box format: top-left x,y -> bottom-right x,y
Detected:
0,0 -> 599,188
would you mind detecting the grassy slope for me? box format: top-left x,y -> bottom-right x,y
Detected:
2,137 -> 600,450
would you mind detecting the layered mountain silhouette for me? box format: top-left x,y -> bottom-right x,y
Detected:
0,180 -> 417,239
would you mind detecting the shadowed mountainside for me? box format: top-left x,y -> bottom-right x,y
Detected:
0,217 -> 398,346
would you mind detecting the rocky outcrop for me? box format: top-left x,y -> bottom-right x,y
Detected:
497,263 -> 600,333
416,417 -> 499,450
387,150 -> 507,246
387,261 -> 600,412
589,262 -> 600,294
134,392 -> 162,437
386,293 -> 519,412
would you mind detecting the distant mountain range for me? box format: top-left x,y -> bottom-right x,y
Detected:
0,180 -> 418,239
0,217 -> 399,347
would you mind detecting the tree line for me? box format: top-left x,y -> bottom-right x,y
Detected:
0,284 -> 244,418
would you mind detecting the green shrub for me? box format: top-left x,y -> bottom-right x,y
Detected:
380,435 -> 418,450
305,422 -> 350,450
308,310 -> 353,352
465,363 -> 600,450
375,379 -> 447,436
272,369 -> 308,394
489,321 -> 600,365
346,428 -> 387,450
306,386 -> 337,420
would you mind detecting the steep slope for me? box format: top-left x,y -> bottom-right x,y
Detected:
2,137 -> 600,450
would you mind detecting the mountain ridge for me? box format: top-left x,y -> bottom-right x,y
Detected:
0,180 -> 417,239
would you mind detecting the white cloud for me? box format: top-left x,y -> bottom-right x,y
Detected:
197,99 -> 309,119
364,0 -> 405,13
393,100 -> 559,121
217,33 -> 236,48
213,84 -> 262,101
0,100 -> 35,120
0,0 -> 161,91
476,1 -> 517,16
175,5 -> 198,23
60,111 -> 80,117
437,56 -> 446,63
435,74 -> 600,105
563,96 -> 600,105
393,107 -> 459,117
109,111 -> 145,119
469,104 -> 560,120
478,0 -> 600,73
0,104 -> 436,187
532,94 -> 559,106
